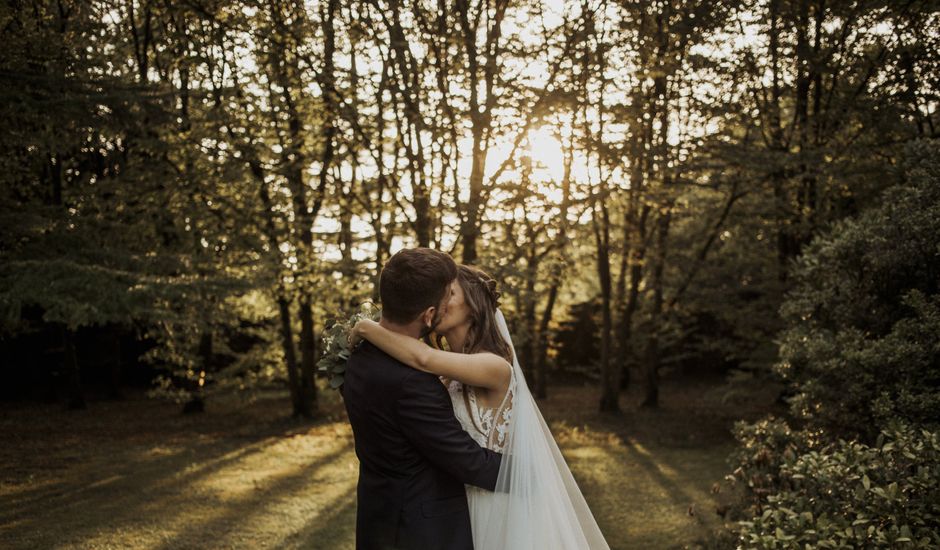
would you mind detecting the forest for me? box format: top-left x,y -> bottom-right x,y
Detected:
1,1 -> 938,548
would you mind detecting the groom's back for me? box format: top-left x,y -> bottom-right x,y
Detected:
342,341 -> 475,550
343,342 -> 429,479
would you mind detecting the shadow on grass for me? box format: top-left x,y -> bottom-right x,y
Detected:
282,484 -> 357,549
152,439 -> 354,550
1,376 -> 774,549
539,378 -> 765,550
3,432 -> 273,516
0,412 -> 351,548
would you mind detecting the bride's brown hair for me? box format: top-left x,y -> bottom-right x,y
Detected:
449,264 -> 514,364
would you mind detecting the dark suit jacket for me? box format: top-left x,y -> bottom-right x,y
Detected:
342,340 -> 502,550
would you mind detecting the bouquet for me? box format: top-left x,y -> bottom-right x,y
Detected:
317,302 -> 380,389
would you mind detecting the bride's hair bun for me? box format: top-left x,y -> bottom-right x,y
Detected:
477,275 -> 502,307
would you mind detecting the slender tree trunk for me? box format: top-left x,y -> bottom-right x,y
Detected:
371,184 -> 389,301
241,143 -> 305,416
768,0 -> 795,282
277,297 -> 303,412
385,6 -> 432,248
641,210 -> 671,408
618,204 -> 650,390
521,253 -> 539,388
531,135 -> 574,399
267,0 -> 340,418
226,34 -> 309,417
533,282 -> 557,399
616,104 -> 650,390
596,200 -> 618,412
458,9 -> 485,264
297,300 -> 317,417
456,0 -> 507,264
369,53 -> 390,300
640,21 -> 673,406
794,0 -> 813,255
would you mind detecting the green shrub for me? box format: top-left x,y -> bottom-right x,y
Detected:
776,140 -> 940,441
725,141 -> 940,548
728,418 -> 824,506
731,421 -> 940,549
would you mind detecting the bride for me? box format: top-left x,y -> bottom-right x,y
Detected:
351,264 -> 610,550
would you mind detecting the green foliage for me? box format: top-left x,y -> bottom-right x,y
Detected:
143,289 -> 284,405
730,419 -> 940,549
0,1 -> 276,407
728,417 -> 824,503
317,303 -> 380,390
725,141 -> 940,548
776,140 -> 940,439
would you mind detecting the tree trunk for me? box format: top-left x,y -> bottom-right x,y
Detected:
641,31 -> 672,407
535,132 -> 576,399
618,204 -> 650,390
297,300 -> 318,418
277,297 -> 303,413
240,139 -> 306,417
266,0 -> 337,418
767,0 -> 796,282
595,201 -> 618,413
616,103 -> 650,390
456,1 -> 507,264
521,253 -> 539,389
385,6 -> 432,248
533,281 -> 558,400
640,210 -> 671,408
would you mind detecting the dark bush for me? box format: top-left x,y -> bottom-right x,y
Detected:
776,139 -> 940,440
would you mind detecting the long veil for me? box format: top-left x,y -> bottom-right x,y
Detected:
471,309 -> 610,549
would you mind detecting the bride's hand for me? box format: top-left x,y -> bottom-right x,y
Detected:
349,319 -> 381,348
348,320 -> 366,348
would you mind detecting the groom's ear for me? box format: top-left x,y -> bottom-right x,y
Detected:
421,306 -> 436,329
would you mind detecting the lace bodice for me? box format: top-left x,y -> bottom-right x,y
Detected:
445,366 -> 515,452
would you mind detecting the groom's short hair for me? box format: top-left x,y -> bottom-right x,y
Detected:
380,248 -> 458,324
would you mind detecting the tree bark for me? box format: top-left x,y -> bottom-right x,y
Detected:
640,210 -> 671,408
618,203 -> 650,390
277,297 -> 303,413
595,200 -> 617,412
533,282 -> 558,400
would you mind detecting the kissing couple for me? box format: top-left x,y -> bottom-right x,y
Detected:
342,247 -> 609,550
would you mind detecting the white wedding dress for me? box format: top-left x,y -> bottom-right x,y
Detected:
446,366 -> 515,520
444,310 -> 610,550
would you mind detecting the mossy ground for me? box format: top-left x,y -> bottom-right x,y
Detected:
0,374 -> 778,549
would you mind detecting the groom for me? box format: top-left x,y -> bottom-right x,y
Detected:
342,247 -> 502,550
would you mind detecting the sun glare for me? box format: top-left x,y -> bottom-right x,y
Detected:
528,127 -> 565,182
527,127 -> 566,204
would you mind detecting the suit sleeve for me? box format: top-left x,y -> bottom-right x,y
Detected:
396,370 -> 502,491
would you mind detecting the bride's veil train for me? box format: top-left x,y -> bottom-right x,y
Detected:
471,309 -> 610,550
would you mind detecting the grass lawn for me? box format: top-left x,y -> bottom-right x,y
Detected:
0,374 -> 778,549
